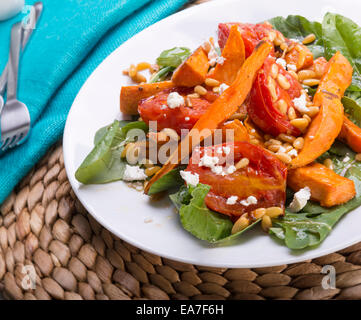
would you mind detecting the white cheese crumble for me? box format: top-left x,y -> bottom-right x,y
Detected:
167,92 -> 185,109
208,47 -> 219,67
278,146 -> 287,153
226,196 -> 238,205
215,56 -> 226,65
219,83 -> 229,95
226,165 -> 236,174
288,187 -> 311,212
276,58 -> 287,69
240,196 -> 258,206
292,93 -> 310,113
199,154 -> 219,168
212,166 -> 224,175
288,149 -> 298,157
123,165 -> 147,181
185,117 -> 190,121
287,64 -> 297,72
160,104 -> 167,110
180,170 -> 199,187
223,146 -> 231,155
343,155 -> 351,163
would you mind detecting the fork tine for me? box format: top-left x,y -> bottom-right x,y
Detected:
2,136 -> 15,151
1,138 -> 9,150
9,134 -> 23,149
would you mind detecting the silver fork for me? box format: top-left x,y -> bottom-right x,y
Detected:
0,2 -> 43,115
0,22 -> 31,151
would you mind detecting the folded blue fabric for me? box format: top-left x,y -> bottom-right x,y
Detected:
0,0 -> 188,204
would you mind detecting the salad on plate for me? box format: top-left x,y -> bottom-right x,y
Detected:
75,13 -> 361,250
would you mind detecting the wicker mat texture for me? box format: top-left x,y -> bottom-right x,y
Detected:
1,0 -> 361,301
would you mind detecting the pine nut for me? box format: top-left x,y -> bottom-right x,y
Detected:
145,166 -> 161,177
125,143 -> 140,165
194,85 -> 207,95
261,215 -> 272,232
212,86 -> 220,93
132,73 -> 147,83
290,118 -> 309,132
235,158 -> 250,170
268,31 -> 276,42
302,33 -> 316,45
356,154 -> 361,162
276,99 -> 288,114
143,159 -> 154,168
284,144 -> 293,152
252,208 -> 266,220
278,133 -> 296,143
266,207 -> 283,218
136,62 -> 151,71
187,93 -> 200,99
267,77 -> 278,102
288,70 -> 298,80
297,47 -> 306,69
298,70 -> 317,81
231,216 -> 250,234
268,144 -> 281,153
202,41 -> 211,53
122,69 -> 129,75
268,139 -> 282,145
121,143 -> 134,159
205,78 -> 220,87
270,64 -> 279,79
293,137 -> 304,150
303,79 -> 320,86
277,74 -> 291,90
288,107 -> 297,120
264,134 -> 272,141
250,138 -> 260,145
129,64 -> 137,78
306,106 -> 320,117
323,158 -> 334,169
275,152 -> 292,164
303,114 -> 312,123
280,43 -> 288,53
162,128 -> 180,141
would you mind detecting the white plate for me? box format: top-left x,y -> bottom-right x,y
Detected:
64,0 -> 361,268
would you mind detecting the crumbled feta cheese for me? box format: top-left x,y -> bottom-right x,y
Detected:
167,92 -> 185,109
288,149 -> 298,157
160,104 -> 167,110
226,165 -> 236,174
223,146 -> 231,155
278,146 -> 287,153
208,47 -> 219,66
226,196 -> 238,205
123,165 -> 147,181
287,64 -> 297,72
212,166 -> 224,175
240,196 -> 258,206
292,93 -> 310,113
180,170 -> 199,187
276,58 -> 287,69
199,155 -> 219,168
216,147 -> 223,154
185,117 -> 190,121
288,187 -> 311,212
343,156 -> 351,163
215,56 -> 226,65
219,83 -> 229,95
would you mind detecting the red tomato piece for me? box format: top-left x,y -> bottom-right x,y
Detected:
218,22 -> 279,57
186,142 -> 287,219
247,57 -> 303,137
138,88 -> 217,134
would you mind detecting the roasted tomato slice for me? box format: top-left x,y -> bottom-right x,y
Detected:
138,88 -> 218,134
218,22 -> 278,57
247,57 -> 303,137
186,142 -> 287,218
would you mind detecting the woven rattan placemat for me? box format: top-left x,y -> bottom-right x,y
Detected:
1,0 -> 361,301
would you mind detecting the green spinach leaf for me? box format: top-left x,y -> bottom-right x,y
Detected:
269,15 -> 324,58
75,120 -> 148,184
148,167 -> 185,196
149,47 -> 191,83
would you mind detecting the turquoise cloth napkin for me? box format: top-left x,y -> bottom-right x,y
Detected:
0,0 -> 188,204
